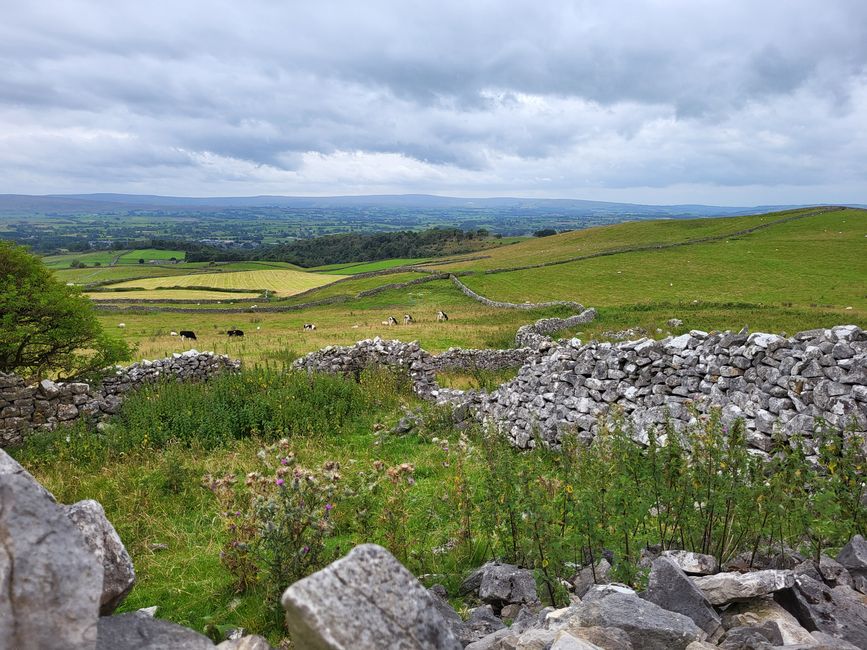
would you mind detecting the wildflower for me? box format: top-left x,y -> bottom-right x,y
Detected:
325,503 -> 333,512
276,478 -> 285,487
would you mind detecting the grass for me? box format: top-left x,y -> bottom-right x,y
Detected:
115,249 -> 186,264
11,368 -> 864,644
42,250 -> 121,269
70,206 -> 864,369
433,207 -> 850,272
312,258 -> 430,274
95,281 -> 561,363
109,269 -> 343,297
458,207 -> 867,320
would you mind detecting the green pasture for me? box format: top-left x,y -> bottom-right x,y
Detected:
115,249 -> 186,264
313,258 -> 430,274
42,250 -> 121,269
459,208 -> 866,315
435,207 -> 842,272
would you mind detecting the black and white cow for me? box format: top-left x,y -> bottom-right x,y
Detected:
381,316 -> 398,326
227,329 -> 244,337
179,330 -> 197,340
436,310 -> 449,322
303,323 -> 317,330
403,314 -> 414,325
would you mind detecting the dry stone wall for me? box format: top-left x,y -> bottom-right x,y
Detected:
462,325 -> 867,455
449,274 -> 582,311
0,351 -> 240,447
296,326 -> 867,462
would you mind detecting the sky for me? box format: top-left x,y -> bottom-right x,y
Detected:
1,1 -> 865,205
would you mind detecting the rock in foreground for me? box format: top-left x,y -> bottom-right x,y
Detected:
281,544 -> 463,650
0,473 -> 103,650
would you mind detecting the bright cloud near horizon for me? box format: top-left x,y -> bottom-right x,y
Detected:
1,1 -> 865,205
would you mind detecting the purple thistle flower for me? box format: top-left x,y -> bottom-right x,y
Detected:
276,478 -> 285,487
325,503 -> 333,512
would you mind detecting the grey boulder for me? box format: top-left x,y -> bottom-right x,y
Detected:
64,499 -> 136,615
96,611 -> 215,649
281,543 -> 462,650
643,556 -> 722,640
571,589 -> 705,650
660,550 -> 719,575
0,473 -> 103,650
691,570 -> 794,605
0,448 -> 55,502
462,561 -> 539,611
777,574 -> 867,648
720,597 -> 815,645
216,635 -> 273,650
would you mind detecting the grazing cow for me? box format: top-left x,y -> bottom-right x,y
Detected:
117,323 -> 126,328
179,330 -> 197,340
227,329 -> 244,337
436,310 -> 449,322
170,331 -> 178,337
303,323 -> 316,331
403,314 -> 414,325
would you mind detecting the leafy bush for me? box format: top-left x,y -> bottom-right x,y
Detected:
0,240 -> 131,379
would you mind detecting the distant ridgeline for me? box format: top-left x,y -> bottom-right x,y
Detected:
182,228 -> 498,266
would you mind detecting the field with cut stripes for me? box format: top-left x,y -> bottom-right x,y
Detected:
107,268 -> 342,296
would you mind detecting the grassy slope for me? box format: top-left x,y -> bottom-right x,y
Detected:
94,207 -> 865,363
459,208 -> 866,308
97,280 -> 565,363
434,207 -> 835,271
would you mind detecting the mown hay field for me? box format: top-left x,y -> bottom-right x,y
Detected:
88,289 -> 262,301
109,268 -> 343,296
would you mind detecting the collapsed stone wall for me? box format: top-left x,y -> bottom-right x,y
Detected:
449,274 -> 582,311
295,326 -> 867,463
0,351 -> 240,447
514,309 -> 598,348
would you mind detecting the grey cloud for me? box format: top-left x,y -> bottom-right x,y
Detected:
0,0 -> 864,201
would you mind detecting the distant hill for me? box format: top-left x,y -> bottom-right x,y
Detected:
0,192 -> 850,218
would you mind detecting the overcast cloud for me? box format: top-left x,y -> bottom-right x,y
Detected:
0,0 -> 865,204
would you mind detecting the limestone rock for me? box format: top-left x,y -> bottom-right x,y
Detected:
462,561 -> 539,610
0,447 -> 55,501
660,550 -> 718,575
643,556 -> 722,640
96,612 -> 215,649
718,624 -> 778,649
777,574 -> 867,648
216,635 -> 273,650
557,626 -> 633,650
463,628 -> 513,650
281,544 -> 462,650
837,534 -> 867,577
720,597 -> 815,645
570,559 -> 612,597
691,570 -> 794,605
0,473 -> 102,650
64,499 -> 136,615
428,586 -> 473,646
466,604 -> 506,642
572,589 -> 705,650
550,631 -> 605,650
